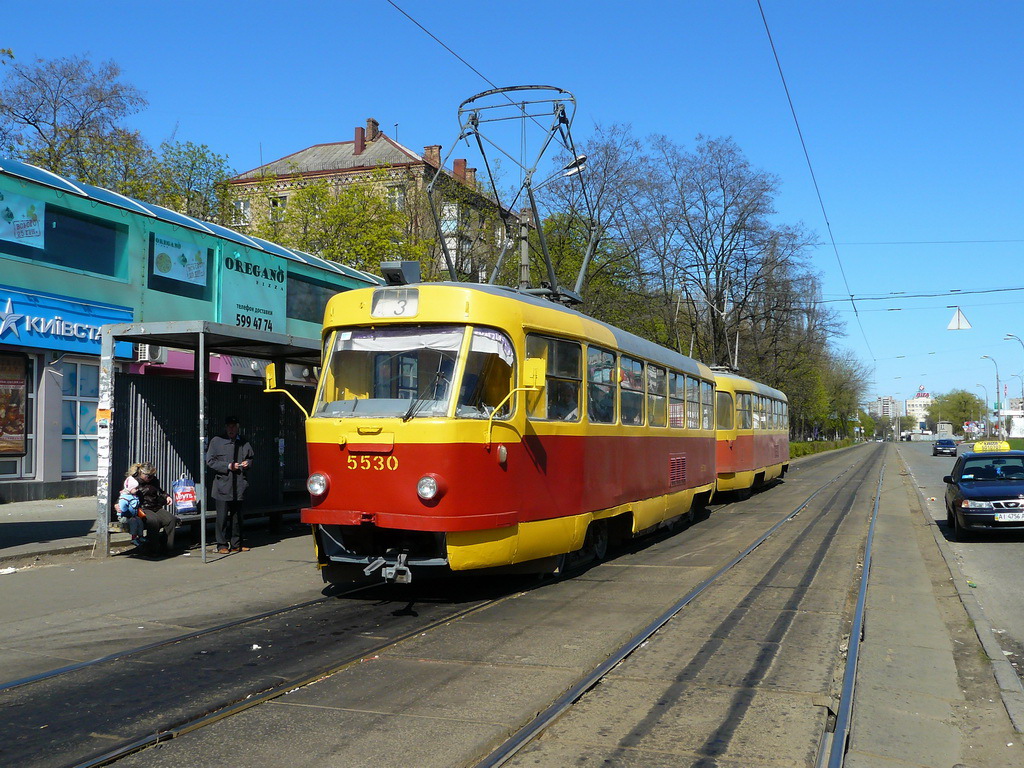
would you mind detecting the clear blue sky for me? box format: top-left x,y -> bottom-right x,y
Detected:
6,1 -> 1023,404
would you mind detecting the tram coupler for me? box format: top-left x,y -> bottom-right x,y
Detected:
382,553 -> 412,584
362,552 -> 412,583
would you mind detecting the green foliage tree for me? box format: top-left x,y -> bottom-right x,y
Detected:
152,139 -> 236,223
248,171 -> 429,271
927,389 -> 984,436
858,410 -> 875,441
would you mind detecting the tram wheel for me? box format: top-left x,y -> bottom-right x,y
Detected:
585,520 -> 609,561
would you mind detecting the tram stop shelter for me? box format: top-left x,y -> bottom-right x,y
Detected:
95,320 -> 320,563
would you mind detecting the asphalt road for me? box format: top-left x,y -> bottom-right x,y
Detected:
899,440 -> 1024,673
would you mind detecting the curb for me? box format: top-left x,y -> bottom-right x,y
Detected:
895,445 -> 1024,734
0,536 -> 137,568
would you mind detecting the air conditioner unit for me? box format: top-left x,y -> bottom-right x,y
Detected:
135,343 -> 167,364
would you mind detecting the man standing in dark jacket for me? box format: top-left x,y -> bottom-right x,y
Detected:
205,416 -> 255,554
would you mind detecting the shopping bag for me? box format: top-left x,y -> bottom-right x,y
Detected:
172,474 -> 198,513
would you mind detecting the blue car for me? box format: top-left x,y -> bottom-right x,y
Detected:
943,445 -> 1024,541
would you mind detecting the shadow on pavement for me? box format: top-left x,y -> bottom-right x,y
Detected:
0,519 -> 95,550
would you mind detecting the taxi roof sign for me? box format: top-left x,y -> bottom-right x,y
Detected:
972,440 -> 1011,453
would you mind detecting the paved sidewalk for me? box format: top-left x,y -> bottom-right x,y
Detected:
0,496 -> 130,563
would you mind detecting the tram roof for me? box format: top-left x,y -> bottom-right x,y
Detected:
711,369 -> 788,402
0,157 -> 382,286
385,282 -> 714,379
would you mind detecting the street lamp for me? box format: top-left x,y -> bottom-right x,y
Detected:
1006,334 -> 1024,402
978,356 -> 1003,438
976,383 -> 989,438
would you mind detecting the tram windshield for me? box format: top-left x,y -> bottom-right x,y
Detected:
314,325 -> 514,420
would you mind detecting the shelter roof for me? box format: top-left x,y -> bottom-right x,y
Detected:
102,320 -> 321,366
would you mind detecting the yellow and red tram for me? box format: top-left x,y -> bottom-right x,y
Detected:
296,282 -> 725,583
712,371 -> 790,496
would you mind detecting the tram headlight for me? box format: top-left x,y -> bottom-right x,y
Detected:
416,473 -> 446,501
307,473 -> 329,496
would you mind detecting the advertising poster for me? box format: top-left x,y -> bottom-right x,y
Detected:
0,354 -> 28,457
0,190 -> 45,250
151,233 -> 208,286
218,250 -> 286,333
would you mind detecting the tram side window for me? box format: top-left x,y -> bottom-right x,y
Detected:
701,380 -> 714,430
456,328 -> 514,419
716,391 -> 734,430
648,366 -> 667,427
526,335 -> 581,421
774,400 -> 781,429
669,372 -> 686,428
685,375 -> 700,429
738,393 -> 753,430
783,402 -> 789,430
753,396 -> 763,430
620,356 -> 645,425
587,346 -> 617,424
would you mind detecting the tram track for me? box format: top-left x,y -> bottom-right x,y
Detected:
478,446 -> 883,767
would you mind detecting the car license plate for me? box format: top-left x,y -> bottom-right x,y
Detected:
995,512 -> 1024,522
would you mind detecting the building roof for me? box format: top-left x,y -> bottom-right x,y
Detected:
0,157 -> 381,286
232,134 -> 425,181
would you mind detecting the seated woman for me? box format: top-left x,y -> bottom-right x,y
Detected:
128,462 -> 176,555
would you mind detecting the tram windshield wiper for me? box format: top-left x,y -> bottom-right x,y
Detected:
402,356 -> 454,422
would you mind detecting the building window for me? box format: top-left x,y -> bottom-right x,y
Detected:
232,199 -> 252,226
0,355 -> 35,479
387,186 -> 406,211
60,360 -> 99,477
270,195 -> 287,223
0,204 -> 127,278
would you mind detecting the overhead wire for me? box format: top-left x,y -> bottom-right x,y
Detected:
756,0 -> 875,361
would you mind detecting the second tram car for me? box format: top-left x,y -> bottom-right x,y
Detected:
712,371 -> 789,496
293,282 -> 725,583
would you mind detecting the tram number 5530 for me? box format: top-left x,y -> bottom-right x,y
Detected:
347,455 -> 399,471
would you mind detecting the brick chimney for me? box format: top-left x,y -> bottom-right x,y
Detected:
366,117 -> 381,141
423,145 -> 441,167
465,167 -> 476,187
453,158 -> 466,180
354,126 -> 365,155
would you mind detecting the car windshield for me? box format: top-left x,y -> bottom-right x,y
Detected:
960,456 -> 1024,481
314,325 -> 514,420
938,440 -> 955,446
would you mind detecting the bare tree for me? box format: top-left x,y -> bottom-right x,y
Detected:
0,54 -> 147,180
